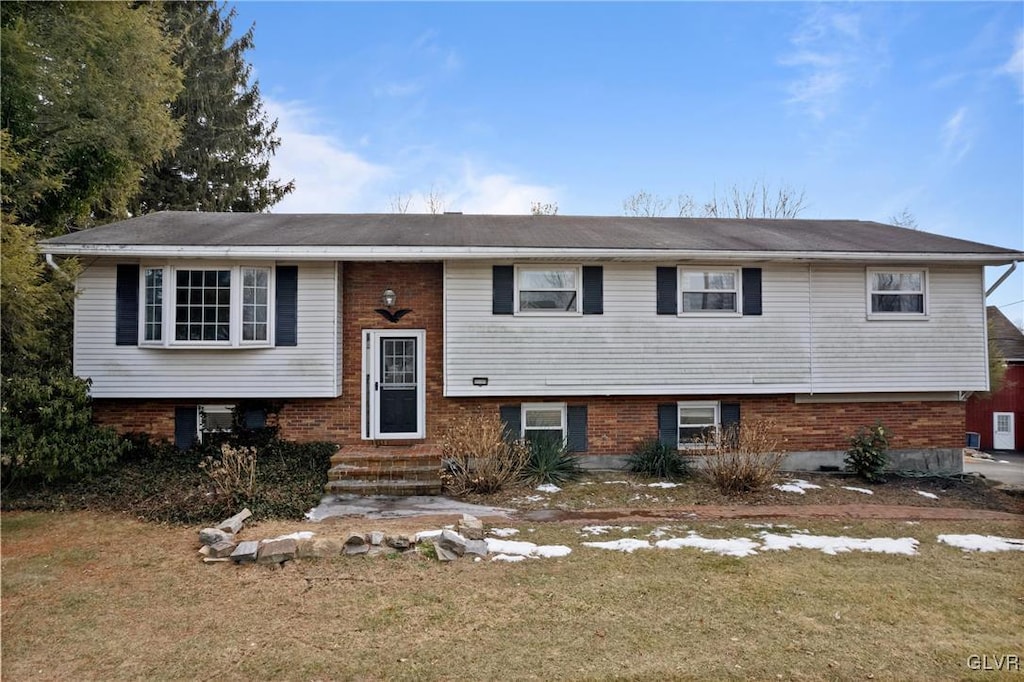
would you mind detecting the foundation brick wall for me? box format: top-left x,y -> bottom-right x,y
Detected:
91,260 -> 967,454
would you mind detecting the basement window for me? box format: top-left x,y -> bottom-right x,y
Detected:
198,404 -> 234,443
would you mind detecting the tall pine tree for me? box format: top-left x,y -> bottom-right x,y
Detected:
133,1 -> 294,214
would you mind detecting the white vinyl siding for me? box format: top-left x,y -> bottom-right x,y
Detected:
808,264 -> 985,392
74,260 -> 341,398
444,261 -> 989,397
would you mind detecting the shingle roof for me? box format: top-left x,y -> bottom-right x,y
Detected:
988,306 -> 1024,361
40,211 -> 1022,261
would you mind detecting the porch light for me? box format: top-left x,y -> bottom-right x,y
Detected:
381,288 -> 397,308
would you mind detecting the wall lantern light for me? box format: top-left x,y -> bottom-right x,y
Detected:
381,289 -> 397,308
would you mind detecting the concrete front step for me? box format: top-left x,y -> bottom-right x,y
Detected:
327,463 -> 441,482
325,478 -> 444,496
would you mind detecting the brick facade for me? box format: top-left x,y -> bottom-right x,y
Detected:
92,260 -> 966,454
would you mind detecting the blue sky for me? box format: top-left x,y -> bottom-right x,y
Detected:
231,2 -> 1024,324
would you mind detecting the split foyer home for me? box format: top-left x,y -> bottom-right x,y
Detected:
40,212 -> 1024,479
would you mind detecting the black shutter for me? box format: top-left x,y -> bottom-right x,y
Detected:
658,403 -> 678,448
174,406 -> 198,451
567,405 -> 588,452
742,268 -> 762,316
242,407 -> 266,430
656,267 -> 677,315
275,265 -> 298,346
499,405 -> 521,443
115,264 -> 139,346
582,266 -> 603,315
492,266 -> 514,315
720,402 -> 741,449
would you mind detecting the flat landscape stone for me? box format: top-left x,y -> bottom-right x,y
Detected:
230,541 -> 260,564
257,538 -> 298,565
216,508 -> 252,534
464,539 -> 488,557
208,540 -> 237,558
199,527 -> 234,546
369,531 -> 385,546
386,535 -> 411,550
343,535 -> 369,556
433,542 -> 458,562
458,514 -> 484,540
438,529 -> 468,556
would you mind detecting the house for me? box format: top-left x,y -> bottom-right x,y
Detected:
40,212 -> 1023,484
966,307 -> 1024,451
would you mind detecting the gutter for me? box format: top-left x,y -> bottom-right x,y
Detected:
35,243 -> 1024,265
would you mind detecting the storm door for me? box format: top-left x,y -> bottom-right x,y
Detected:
363,330 -> 425,439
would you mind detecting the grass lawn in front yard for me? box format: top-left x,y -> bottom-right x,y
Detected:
2,511 -> 1021,681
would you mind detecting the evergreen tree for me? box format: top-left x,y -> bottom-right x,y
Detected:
132,1 -> 294,214
0,1 -> 183,235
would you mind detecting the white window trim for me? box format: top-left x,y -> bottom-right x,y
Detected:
513,264 -> 583,317
138,263 -> 276,348
677,400 -> 720,450
198,404 -> 234,443
521,402 -> 568,442
677,266 -> 742,317
865,268 -> 929,321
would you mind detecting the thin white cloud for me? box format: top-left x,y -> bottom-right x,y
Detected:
262,99 -> 556,215
780,7 -> 886,120
263,98 -> 392,213
940,106 -> 973,164
448,165 -> 558,215
401,163 -> 558,215
999,29 -> 1024,95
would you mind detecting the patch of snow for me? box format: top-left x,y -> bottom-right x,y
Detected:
915,490 -> 939,500
772,479 -> 822,494
518,495 -> 545,503
413,529 -> 443,542
842,486 -> 874,495
648,528 -> 670,538
904,521 -> 920,526
534,545 -> 572,558
601,480 -> 631,485
491,554 -> 526,563
582,538 -> 652,553
759,533 -> 918,556
937,534 -> 1024,553
268,531 -> 315,541
997,460 -> 1012,464
488,528 -> 520,538
580,525 -> 613,536
535,483 -> 562,493
655,533 -> 760,558
485,538 -> 571,559
647,482 -> 680,488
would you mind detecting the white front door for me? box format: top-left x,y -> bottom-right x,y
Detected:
993,412 -> 1015,450
362,329 -> 426,440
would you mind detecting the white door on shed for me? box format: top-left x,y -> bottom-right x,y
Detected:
993,412 -> 1015,450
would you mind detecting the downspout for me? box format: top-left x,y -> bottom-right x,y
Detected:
44,253 -> 68,278
807,263 -> 815,395
985,261 -> 1018,297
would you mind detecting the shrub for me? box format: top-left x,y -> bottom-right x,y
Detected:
845,422 -> 890,482
626,439 -> 690,479
440,411 -> 529,495
1,373 -> 130,484
699,417 -> 786,493
521,437 -> 584,486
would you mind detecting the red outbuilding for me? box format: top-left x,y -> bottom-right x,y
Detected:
966,307 -> 1023,451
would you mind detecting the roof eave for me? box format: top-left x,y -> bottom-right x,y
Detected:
37,243 -> 1024,264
